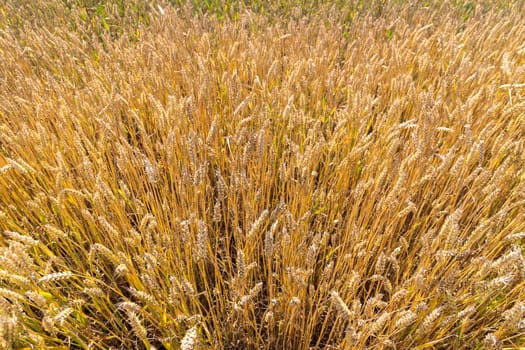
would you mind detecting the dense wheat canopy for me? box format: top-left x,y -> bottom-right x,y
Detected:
0,0 -> 524,349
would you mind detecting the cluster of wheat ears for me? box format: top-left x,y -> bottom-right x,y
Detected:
0,0 -> 524,349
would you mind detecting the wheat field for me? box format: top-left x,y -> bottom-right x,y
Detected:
0,1 -> 524,349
